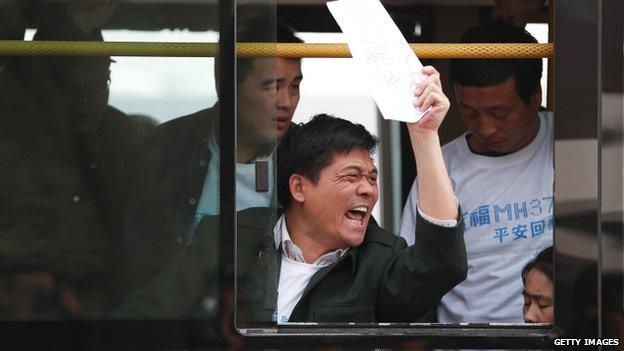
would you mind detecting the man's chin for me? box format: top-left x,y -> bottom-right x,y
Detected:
344,233 -> 366,248
341,220 -> 368,247
275,128 -> 290,141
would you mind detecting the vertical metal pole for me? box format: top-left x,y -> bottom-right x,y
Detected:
218,0 -> 237,341
553,0 -> 601,339
600,0 -> 623,342
380,117 -> 403,234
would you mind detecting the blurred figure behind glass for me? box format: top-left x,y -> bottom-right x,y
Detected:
0,14 -> 146,317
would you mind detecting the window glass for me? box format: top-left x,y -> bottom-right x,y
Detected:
3,0 -> 621,346
235,0 -> 555,329
7,0 -> 606,345
0,0 -> 222,320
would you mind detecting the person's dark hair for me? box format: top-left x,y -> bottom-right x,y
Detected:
449,21 -> 542,105
522,246 -> 553,285
277,114 -> 378,208
33,20 -> 111,82
213,16 -> 302,94
33,20 -> 104,42
237,17 -> 303,84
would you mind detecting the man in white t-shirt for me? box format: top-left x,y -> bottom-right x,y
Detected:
400,21 -> 553,323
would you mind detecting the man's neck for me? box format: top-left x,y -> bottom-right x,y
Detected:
236,144 -> 254,164
283,210 -> 334,264
236,140 -> 272,163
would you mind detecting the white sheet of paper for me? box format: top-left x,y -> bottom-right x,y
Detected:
327,0 -> 429,123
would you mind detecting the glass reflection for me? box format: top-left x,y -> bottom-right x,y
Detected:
1,20 -> 143,318
0,0 -> 219,319
116,14 -> 294,320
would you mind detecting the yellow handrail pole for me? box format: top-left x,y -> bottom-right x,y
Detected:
0,40 -> 218,57
269,43 -> 552,59
0,41 -> 552,59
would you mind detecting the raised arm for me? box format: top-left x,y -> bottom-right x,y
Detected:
408,66 -> 458,221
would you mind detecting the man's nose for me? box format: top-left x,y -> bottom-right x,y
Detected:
478,115 -> 498,139
523,303 -> 540,323
357,178 -> 376,197
276,87 -> 292,110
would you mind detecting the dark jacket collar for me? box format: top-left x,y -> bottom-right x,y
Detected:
239,202 -> 392,277
251,208 -> 364,273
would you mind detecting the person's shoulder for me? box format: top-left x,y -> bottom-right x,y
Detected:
196,208 -> 273,236
437,134 -> 470,167
539,110 -> 554,130
156,107 -> 214,133
149,106 -> 215,143
539,110 -> 554,118
100,106 -> 148,143
362,222 -> 404,249
237,207 -> 275,220
237,207 -> 279,230
441,133 -> 468,154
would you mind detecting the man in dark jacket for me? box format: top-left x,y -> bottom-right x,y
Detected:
122,19 -> 304,295
116,66 -> 467,323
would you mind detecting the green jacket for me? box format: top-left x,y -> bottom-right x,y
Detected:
116,207 -> 467,323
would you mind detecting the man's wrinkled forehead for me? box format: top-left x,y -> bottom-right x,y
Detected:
453,77 -> 522,106
328,149 -> 377,172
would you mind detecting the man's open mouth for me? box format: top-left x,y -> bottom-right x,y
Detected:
345,206 -> 369,226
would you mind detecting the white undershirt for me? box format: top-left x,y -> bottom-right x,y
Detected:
274,215 -> 347,323
276,256 -> 321,324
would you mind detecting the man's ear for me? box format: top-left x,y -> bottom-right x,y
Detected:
289,174 -> 306,204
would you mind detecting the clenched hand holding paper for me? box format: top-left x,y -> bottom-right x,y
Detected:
327,0 -> 430,123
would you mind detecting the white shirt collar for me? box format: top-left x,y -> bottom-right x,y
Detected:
273,214 -> 349,267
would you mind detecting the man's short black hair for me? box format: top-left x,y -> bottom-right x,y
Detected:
213,15 -> 302,93
236,16 -> 303,84
277,114 -> 378,209
522,246 -> 553,285
449,21 -> 542,105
